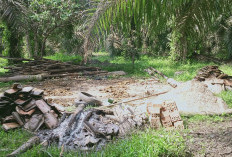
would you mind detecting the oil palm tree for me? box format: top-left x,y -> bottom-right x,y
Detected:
83,0 -> 232,62
0,0 -> 28,60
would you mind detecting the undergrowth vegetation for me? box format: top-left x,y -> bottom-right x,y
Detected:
44,53 -> 82,64
92,52 -> 232,82
218,91 -> 232,108
0,127 -> 188,157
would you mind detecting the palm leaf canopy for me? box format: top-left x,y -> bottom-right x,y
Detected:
87,0 -> 232,43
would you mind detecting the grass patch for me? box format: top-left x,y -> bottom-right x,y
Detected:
0,126 -> 33,157
0,58 -> 8,76
182,114 -> 231,124
217,91 -> 232,108
0,128 -> 187,157
92,52 -> 231,82
44,53 -> 82,64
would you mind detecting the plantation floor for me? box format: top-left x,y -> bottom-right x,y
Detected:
185,117 -> 232,157
1,76 -> 232,156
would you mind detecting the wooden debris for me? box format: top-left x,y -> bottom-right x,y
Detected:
145,67 -> 180,88
75,92 -> 102,106
2,122 -> 21,131
195,65 -> 230,81
0,84 -> 60,132
44,112 -> 59,129
36,99 -> 51,113
12,112 -> 24,126
1,58 -> 105,82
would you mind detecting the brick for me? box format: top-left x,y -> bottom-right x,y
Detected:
163,101 -> 178,113
173,121 -> 184,130
160,110 -> 170,118
149,116 -> 161,129
162,120 -> 173,128
169,111 -> 181,122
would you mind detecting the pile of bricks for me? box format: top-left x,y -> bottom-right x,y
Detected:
0,83 -> 64,131
147,100 -> 184,130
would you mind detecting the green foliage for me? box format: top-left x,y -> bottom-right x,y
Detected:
0,58 -> 8,75
44,52 -> 82,64
217,91 -> 232,108
87,0 -> 232,61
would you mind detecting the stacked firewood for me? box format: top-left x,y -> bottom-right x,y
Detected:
3,58 -> 103,76
147,100 -> 184,130
0,83 -> 64,131
194,65 -> 229,81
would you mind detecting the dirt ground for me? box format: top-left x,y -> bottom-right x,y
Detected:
186,118 -> 232,157
2,76 -> 232,156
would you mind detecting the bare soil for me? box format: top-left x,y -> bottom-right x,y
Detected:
185,118 -> 232,157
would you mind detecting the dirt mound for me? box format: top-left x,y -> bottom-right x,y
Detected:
131,80 -> 230,115
154,80 -> 228,114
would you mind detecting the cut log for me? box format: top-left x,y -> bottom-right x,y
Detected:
49,66 -> 100,74
145,67 -> 180,88
0,75 -> 43,82
75,92 -> 102,106
7,136 -> 40,157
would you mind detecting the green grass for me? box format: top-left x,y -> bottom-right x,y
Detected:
0,126 -> 33,157
0,128 -> 188,157
92,52 -> 232,82
0,58 -> 8,76
217,91 -> 232,108
44,53 -> 82,64
182,115 -> 227,124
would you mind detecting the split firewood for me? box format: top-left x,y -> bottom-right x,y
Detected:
75,92 -> 103,106
64,104 -> 86,135
7,136 -> 40,157
12,112 -> 24,126
2,123 -> 21,131
84,121 -> 106,138
145,67 -> 180,88
49,66 -> 100,74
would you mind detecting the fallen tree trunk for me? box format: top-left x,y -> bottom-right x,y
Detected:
0,75 -> 43,82
145,67 -> 180,88
0,71 -> 108,82
49,66 -> 101,74
0,55 -> 33,62
7,136 -> 40,157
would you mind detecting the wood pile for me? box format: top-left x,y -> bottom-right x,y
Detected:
195,65 -> 230,81
0,83 -> 64,132
147,100 -> 184,130
3,58 -> 104,77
